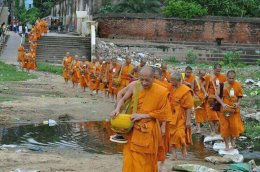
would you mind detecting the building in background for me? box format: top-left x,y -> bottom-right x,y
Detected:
25,0 -> 33,10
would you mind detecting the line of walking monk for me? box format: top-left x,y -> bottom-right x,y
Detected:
63,53 -> 244,171
17,18 -> 48,71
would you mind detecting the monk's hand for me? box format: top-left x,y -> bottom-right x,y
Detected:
186,120 -> 192,128
110,109 -> 120,119
222,103 -> 228,109
131,113 -> 143,122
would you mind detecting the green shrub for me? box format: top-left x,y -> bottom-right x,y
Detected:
162,0 -> 208,18
256,59 -> 260,66
223,51 -> 241,66
186,50 -> 198,64
164,56 -> 179,64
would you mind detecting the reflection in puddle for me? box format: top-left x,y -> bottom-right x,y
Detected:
0,121 -> 259,162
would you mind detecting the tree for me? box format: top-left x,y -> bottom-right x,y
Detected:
162,0 -> 208,18
113,0 -> 162,13
33,0 -> 55,18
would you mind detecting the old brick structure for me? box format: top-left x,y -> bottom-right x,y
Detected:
95,14 -> 260,44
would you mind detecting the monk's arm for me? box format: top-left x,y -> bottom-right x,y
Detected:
113,65 -> 122,78
185,109 -> 192,128
215,86 -> 225,107
129,67 -> 136,78
115,87 -> 133,112
181,92 -> 194,128
116,85 -> 129,103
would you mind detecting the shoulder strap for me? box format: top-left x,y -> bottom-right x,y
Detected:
195,76 -> 201,91
133,81 -> 140,113
118,65 -> 123,80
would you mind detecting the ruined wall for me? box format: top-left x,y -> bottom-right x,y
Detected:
95,14 -> 260,44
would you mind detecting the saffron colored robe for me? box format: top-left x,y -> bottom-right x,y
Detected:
108,63 -> 120,95
118,64 -> 134,92
63,56 -> 73,80
167,84 -> 194,149
71,60 -> 81,84
194,77 -> 207,123
122,83 -> 172,172
219,81 -> 244,138
17,46 -> 24,62
205,74 -> 226,121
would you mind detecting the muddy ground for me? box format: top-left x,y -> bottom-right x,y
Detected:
0,71 -> 243,172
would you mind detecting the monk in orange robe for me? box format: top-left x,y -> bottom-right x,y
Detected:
130,58 -> 147,81
215,70 -> 244,150
116,57 -> 134,92
98,58 -> 109,94
17,44 -> 24,67
108,58 -> 120,101
88,57 -> 101,95
79,57 -> 89,92
194,69 -> 208,133
161,63 -> 171,84
205,63 -> 226,135
182,66 -> 196,90
23,50 -> 30,71
111,66 -> 172,172
71,55 -> 81,88
62,52 -> 73,85
167,72 -> 193,160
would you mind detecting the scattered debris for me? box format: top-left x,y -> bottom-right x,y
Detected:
172,164 -> 218,172
203,134 -> 223,143
43,119 -> 57,126
245,79 -> 255,84
218,149 -> 239,156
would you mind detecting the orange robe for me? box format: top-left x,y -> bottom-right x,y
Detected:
205,74 -> 226,121
71,61 -> 81,84
194,77 -> 207,123
123,83 -> 172,172
63,56 -> 73,80
118,64 -> 134,92
17,46 -> 24,62
88,62 -> 101,90
99,63 -> 108,91
220,81 -> 244,138
167,84 -> 194,149
79,63 -> 88,88
108,63 -> 120,95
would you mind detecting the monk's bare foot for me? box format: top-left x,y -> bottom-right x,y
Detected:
224,147 -> 231,151
196,129 -> 201,134
182,147 -> 187,160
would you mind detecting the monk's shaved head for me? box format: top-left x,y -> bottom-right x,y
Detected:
140,66 -> 154,77
171,72 -> 182,82
140,66 -> 154,89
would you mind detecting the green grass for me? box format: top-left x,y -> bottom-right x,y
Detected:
37,62 -> 63,75
244,121 -> 260,138
0,61 -> 37,82
0,96 -> 16,102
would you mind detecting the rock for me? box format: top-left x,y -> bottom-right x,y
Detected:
238,136 -> 247,141
213,142 -> 231,151
223,154 -> 244,163
11,169 -> 40,172
172,164 -> 218,172
218,149 -> 239,156
203,134 -> 223,143
205,156 -> 231,164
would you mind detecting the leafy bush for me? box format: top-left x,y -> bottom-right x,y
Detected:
164,56 -> 179,64
256,59 -> 260,66
162,0 -> 208,18
223,51 -> 241,66
186,50 -> 198,64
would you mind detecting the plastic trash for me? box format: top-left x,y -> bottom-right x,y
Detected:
203,134 -> 223,143
43,119 -> 57,126
218,148 -> 239,156
172,164 -> 218,172
226,163 -> 250,172
12,169 -> 39,172
213,142 -> 231,151
205,156 -> 231,164
245,79 -> 255,84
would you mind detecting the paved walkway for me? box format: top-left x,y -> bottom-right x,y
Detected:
0,32 -> 21,65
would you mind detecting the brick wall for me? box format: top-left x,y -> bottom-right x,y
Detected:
94,14 -> 260,44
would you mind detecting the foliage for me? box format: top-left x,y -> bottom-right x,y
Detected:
162,0 -> 208,18
164,56 -> 179,64
98,0 -> 115,14
223,51 -> 241,66
186,50 -> 198,64
162,0 -> 260,18
37,62 -> 63,76
0,61 -> 36,82
110,0 -> 162,13
256,59 -> 260,66
33,0 -> 55,18
244,121 -> 260,138
26,8 -> 40,24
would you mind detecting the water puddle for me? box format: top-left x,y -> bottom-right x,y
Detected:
0,121 -> 259,162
